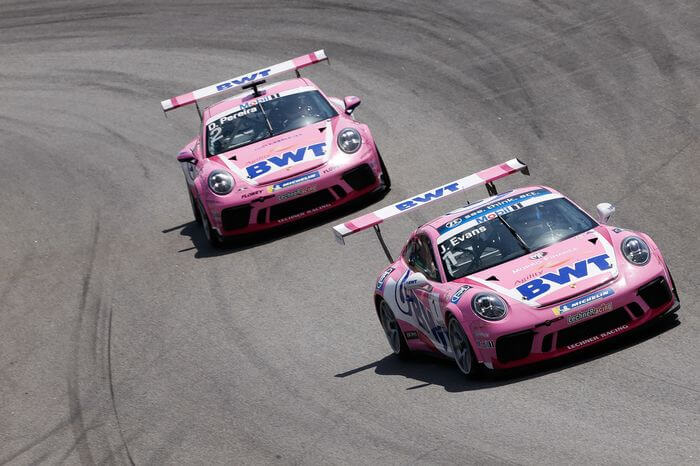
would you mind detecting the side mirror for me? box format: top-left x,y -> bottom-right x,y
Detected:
177,152 -> 197,164
404,272 -> 433,291
343,96 -> 361,114
596,202 -> 615,224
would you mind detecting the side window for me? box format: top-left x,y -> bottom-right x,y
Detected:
407,235 -> 440,282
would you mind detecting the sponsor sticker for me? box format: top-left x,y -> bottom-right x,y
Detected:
215,68 -> 272,92
517,255 -> 614,301
566,324 -> 629,350
276,185 -> 316,201
438,188 -> 550,234
376,267 -> 395,291
246,142 -> 327,179
450,285 -> 471,304
566,302 -> 613,324
275,203 -> 332,223
269,171 -> 320,192
394,182 -> 461,212
240,190 -> 263,199
405,331 -> 419,340
552,288 -> 614,316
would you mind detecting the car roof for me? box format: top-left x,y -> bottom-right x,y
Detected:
201,77 -> 319,123
422,185 -> 563,233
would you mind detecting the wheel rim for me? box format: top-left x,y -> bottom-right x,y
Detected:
449,320 -> 472,374
379,302 -> 401,353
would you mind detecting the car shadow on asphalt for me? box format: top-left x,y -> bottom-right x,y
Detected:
161,188 -> 391,258
335,314 -> 681,392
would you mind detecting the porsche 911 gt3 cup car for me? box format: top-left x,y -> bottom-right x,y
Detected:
161,50 -> 390,246
333,159 -> 680,376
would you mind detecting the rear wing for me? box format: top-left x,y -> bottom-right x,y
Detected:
332,158 -> 529,260
160,50 -> 328,113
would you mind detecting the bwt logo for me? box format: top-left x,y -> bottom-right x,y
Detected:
246,142 -> 326,179
516,253 -> 613,300
395,182 -> 460,211
216,69 -> 271,91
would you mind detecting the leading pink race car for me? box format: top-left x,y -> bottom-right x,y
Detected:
333,159 -> 680,376
161,50 -> 390,246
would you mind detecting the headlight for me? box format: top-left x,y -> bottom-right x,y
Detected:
621,236 -> 650,265
471,293 -> 508,321
208,170 -> 234,195
337,127 -> 362,153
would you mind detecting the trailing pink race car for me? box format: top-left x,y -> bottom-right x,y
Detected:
161,50 -> 390,246
333,159 -> 680,376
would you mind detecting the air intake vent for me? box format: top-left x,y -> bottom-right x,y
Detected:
221,204 -> 252,230
637,277 -> 672,309
496,330 -> 534,363
342,164 -> 376,191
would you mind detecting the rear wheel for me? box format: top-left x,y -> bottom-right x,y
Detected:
448,317 -> 480,377
198,201 -> 224,248
378,299 -> 410,359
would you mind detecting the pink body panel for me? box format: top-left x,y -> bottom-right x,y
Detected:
374,186 -> 678,370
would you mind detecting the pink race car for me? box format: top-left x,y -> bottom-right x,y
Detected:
334,159 -> 680,376
161,50 -> 390,246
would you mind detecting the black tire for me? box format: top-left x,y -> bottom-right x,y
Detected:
375,146 -> 391,191
378,299 -> 411,359
197,201 -> 224,248
447,317 -> 481,377
188,187 -> 202,224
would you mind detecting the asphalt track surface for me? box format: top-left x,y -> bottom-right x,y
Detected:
2,1 -> 700,464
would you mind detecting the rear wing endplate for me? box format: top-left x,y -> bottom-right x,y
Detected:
160,50 -> 328,113
332,158 -> 529,260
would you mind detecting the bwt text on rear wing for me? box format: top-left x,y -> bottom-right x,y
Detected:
332,158 -> 529,261
159,50 -> 328,115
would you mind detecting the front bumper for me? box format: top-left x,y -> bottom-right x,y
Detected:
203,148 -> 385,235
471,272 -> 679,370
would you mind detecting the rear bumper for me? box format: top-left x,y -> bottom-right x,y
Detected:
473,271 -> 679,370
202,150 -> 385,235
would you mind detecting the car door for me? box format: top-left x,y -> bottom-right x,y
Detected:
405,234 -> 451,354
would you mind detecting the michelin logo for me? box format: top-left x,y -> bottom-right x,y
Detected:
270,171 -> 320,192
553,288 -> 614,316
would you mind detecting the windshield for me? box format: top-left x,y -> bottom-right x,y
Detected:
438,198 -> 597,280
206,90 -> 337,156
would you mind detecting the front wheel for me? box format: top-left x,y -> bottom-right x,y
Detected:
188,187 -> 202,224
448,317 -> 480,377
198,201 -> 224,248
378,299 -> 410,359
375,146 -> 391,191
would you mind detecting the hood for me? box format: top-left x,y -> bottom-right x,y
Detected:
465,230 -> 618,307
211,119 -> 335,185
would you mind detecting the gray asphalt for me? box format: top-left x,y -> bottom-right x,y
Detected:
1,1 -> 699,464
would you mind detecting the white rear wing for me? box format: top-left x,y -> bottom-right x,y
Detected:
160,50 -> 328,113
333,158 -> 529,247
